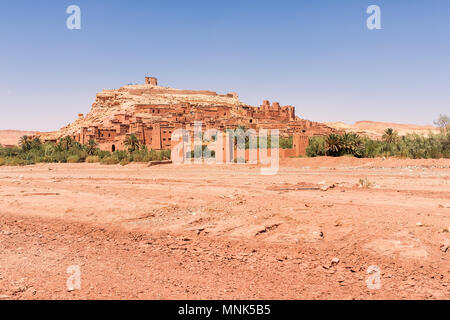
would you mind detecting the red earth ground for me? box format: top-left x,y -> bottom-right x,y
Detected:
0,157 -> 449,299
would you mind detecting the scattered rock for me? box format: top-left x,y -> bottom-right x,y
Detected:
440,242 -> 450,253
312,231 -> 324,240
255,223 -> 280,236
416,222 -> 423,227
331,257 -> 340,265
438,203 -> 450,208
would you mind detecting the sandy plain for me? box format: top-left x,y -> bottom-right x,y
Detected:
0,157 -> 449,299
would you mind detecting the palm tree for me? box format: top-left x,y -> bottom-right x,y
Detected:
19,135 -> 31,151
124,134 -> 140,153
59,136 -> 75,151
325,134 -> 342,156
85,139 -> 98,155
30,137 -> 42,149
340,133 -> 353,154
342,133 -> 363,155
382,128 -> 398,144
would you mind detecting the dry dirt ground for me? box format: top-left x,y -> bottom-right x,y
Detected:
0,157 -> 449,300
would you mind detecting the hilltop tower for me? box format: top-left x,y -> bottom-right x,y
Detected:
145,76 -> 158,86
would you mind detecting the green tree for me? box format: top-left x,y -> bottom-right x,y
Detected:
306,136 -> 326,157
382,128 -> 399,144
59,136 -> 75,151
434,114 -> 450,131
341,133 -> 363,156
85,139 -> 98,155
124,134 -> 140,153
30,137 -> 42,149
19,135 -> 32,151
325,134 -> 342,156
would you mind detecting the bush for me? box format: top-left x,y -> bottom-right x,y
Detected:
358,177 -> 374,188
66,155 -> 80,163
305,131 -> 449,159
0,129 -> 447,167
120,159 -> 130,166
96,150 -> 111,159
100,157 -> 120,165
86,156 -> 100,163
2,158 -> 34,166
306,136 -> 326,157
279,136 -> 293,149
112,150 -> 129,162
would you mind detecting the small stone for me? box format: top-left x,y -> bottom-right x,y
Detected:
312,231 -> 324,240
416,222 -> 423,227
331,257 -> 340,265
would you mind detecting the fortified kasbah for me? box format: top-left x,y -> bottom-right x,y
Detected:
39,76 -> 339,156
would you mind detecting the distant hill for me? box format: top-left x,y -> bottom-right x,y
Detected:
0,130 -> 39,146
1,121 -> 440,147
325,121 -> 440,140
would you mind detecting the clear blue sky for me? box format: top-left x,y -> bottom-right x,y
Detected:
0,0 -> 449,131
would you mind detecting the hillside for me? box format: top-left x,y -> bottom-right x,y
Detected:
37,76 -> 337,151
0,130 -> 39,146
326,120 -> 440,140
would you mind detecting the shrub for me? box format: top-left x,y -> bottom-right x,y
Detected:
306,136 -> 326,157
113,150 -> 129,162
100,157 -> 119,165
66,155 -> 80,163
279,136 -> 293,149
86,156 -> 100,163
96,150 -> 111,159
120,159 -> 130,166
3,158 -> 34,166
358,177 -> 374,188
